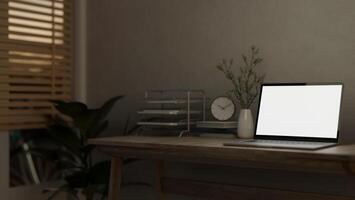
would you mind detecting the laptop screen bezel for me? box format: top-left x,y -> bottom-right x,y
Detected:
254,82 -> 343,143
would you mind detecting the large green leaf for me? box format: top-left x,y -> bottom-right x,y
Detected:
30,147 -> 81,169
74,109 -> 99,137
51,100 -> 88,118
48,124 -> 82,154
74,96 -> 122,138
87,120 -> 108,138
96,96 -> 123,123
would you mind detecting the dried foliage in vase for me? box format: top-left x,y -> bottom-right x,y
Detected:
217,46 -> 266,109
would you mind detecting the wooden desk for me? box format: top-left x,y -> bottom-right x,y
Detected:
89,136 -> 355,200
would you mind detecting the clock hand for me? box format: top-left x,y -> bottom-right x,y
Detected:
223,103 -> 232,109
217,104 -> 224,109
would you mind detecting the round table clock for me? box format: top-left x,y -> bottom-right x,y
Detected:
210,96 -> 236,121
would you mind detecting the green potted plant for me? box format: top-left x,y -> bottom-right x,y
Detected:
217,46 -> 265,138
39,96 -> 123,200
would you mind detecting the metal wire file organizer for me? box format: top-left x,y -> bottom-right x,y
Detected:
137,90 -> 206,137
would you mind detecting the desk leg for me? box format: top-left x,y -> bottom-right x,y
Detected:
156,160 -> 165,200
109,156 -> 123,200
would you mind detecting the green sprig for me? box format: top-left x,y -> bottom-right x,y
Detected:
216,46 -> 265,109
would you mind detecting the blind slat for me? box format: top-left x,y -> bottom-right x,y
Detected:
0,115 -> 48,123
0,37 -> 71,49
0,39 -> 71,53
0,123 -> 46,131
0,108 -> 52,115
0,62 -> 71,69
0,85 -> 71,93
0,92 -> 71,100
0,20 -> 71,35
0,13 -> 70,28
0,69 -> 71,78
0,53 -> 71,62
0,76 -> 71,85
0,28 -> 70,41
0,4 -> 71,20
30,0 -> 73,9
7,3 -> 71,18
0,100 -> 52,107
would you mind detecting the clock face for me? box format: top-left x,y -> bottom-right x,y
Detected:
211,96 -> 236,121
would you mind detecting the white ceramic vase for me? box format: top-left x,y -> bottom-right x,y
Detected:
237,109 -> 254,139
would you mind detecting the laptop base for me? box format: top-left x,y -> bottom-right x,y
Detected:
224,139 -> 337,150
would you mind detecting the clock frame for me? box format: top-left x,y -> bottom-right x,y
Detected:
210,96 -> 236,121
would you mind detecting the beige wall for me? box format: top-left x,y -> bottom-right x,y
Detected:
87,0 -> 355,199
87,0 -> 355,142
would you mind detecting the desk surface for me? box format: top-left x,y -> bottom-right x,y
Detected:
89,136 -> 355,174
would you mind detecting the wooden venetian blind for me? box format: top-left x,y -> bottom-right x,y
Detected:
0,0 -> 73,131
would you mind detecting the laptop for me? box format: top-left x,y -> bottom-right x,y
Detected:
224,83 -> 343,150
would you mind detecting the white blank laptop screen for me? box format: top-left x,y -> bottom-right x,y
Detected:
256,85 -> 342,139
